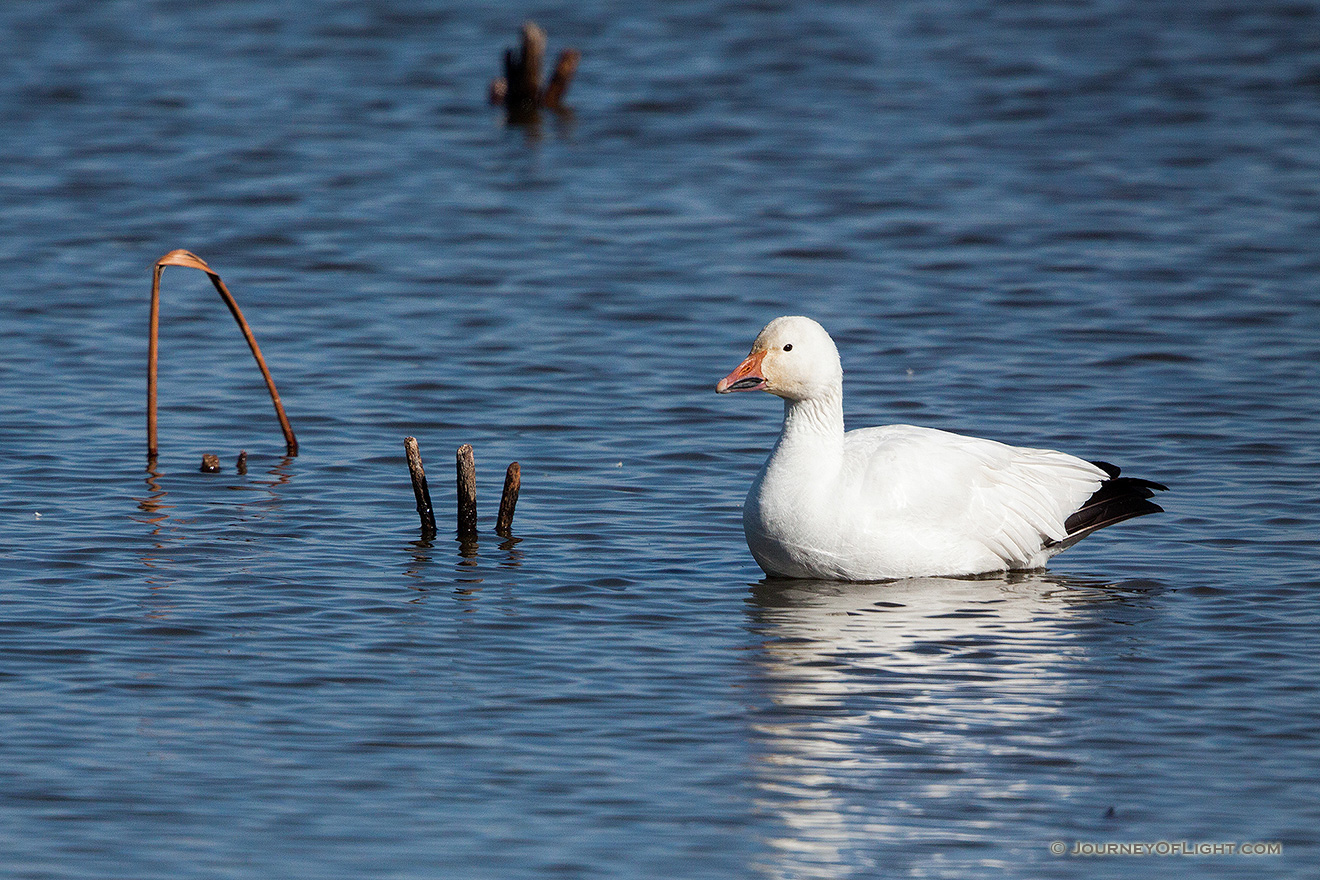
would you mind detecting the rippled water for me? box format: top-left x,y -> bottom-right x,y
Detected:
2,1 -> 1319,877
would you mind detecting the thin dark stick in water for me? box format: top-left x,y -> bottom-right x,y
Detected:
236,450 -> 247,475
404,437 -> 437,539
456,444 -> 478,539
496,462 -> 521,537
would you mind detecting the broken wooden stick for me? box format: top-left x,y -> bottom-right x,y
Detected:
148,249 -> 297,461
404,437 -> 437,539
541,49 -> 580,110
456,444 -> 478,540
406,441 -> 520,539
496,462 -> 521,537
491,21 -> 579,122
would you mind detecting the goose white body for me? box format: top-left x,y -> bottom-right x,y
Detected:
717,316 -> 1162,581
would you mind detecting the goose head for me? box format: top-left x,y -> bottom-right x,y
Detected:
716,316 -> 842,402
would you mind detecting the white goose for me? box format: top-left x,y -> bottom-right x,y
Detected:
716,316 -> 1165,580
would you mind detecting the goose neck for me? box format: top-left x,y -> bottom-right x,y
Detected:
778,389 -> 845,447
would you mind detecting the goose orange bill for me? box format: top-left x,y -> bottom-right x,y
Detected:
716,350 -> 767,393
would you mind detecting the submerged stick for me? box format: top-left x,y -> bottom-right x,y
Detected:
456,444 -> 478,539
496,462 -> 521,537
148,249 -> 298,460
404,437 -> 437,539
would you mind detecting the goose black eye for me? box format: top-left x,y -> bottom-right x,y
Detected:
783,344 -> 793,352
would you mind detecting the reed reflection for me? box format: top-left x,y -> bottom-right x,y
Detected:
132,454 -> 296,566
135,462 -> 171,530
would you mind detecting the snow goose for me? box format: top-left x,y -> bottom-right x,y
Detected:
716,316 -> 1166,580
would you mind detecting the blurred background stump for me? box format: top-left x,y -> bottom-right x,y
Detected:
490,21 -> 580,124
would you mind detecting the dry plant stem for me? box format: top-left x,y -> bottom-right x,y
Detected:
148,249 -> 298,460
456,444 -> 478,539
404,437 -> 437,539
496,462 -> 521,537
147,264 -> 161,460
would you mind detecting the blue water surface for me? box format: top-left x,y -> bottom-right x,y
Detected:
1,1 -> 1318,878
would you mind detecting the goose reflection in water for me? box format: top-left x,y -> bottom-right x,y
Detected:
743,573 -> 1160,877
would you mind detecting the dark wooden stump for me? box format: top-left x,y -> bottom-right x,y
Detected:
503,21 -> 546,121
404,437 -> 437,540
496,462 -> 521,537
456,444 -> 478,540
491,21 -> 579,123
